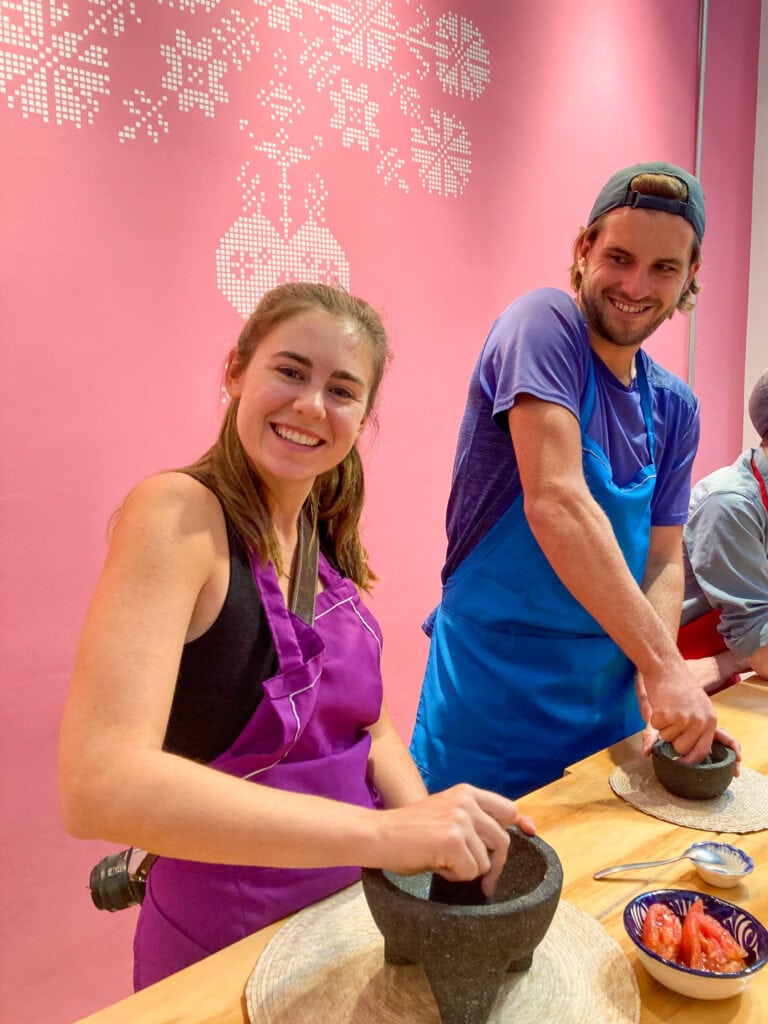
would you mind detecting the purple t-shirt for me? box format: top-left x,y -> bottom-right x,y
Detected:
442,287 -> 700,583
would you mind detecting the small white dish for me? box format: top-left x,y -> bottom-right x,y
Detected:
693,842 -> 754,888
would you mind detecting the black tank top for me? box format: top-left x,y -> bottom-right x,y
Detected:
163,520 -> 278,762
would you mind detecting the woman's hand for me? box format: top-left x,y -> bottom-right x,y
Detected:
371,784 -> 535,897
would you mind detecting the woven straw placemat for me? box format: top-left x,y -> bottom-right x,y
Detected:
610,759 -> 768,832
246,883 -> 639,1024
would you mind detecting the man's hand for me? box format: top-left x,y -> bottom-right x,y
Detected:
640,660 -> 745,768
643,662 -> 717,763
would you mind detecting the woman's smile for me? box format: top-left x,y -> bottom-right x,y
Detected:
226,308 -> 374,498
272,423 -> 324,447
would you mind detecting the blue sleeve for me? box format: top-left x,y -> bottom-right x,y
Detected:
479,288 -> 591,429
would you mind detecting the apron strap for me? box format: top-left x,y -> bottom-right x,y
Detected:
751,454 -> 768,512
289,511 -> 319,626
634,355 -> 656,464
249,542 -> 318,674
579,355 -> 597,428
580,353 -> 656,463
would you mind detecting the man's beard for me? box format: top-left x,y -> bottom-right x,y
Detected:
579,281 -> 675,348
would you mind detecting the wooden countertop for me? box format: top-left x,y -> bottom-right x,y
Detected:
75,675 -> 768,1024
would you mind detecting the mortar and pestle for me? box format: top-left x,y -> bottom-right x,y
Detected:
651,739 -> 737,800
361,826 -> 563,1024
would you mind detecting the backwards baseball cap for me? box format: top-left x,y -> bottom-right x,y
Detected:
748,368 -> 768,440
588,161 -> 706,242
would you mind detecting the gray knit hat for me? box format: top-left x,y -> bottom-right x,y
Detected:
748,368 -> 768,440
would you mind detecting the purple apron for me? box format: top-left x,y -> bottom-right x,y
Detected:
133,552 -> 383,989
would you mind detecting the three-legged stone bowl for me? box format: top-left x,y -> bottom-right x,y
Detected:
361,826 -> 563,1024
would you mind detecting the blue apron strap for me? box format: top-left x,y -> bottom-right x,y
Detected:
579,357 -> 597,429
582,354 -> 655,463
635,355 -> 655,464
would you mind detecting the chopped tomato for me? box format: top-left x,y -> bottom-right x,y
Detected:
680,899 -> 747,974
642,902 -> 683,962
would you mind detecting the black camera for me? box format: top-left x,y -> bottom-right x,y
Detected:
89,847 -> 157,912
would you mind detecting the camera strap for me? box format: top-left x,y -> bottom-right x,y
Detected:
136,851 -> 158,880
289,510 -> 319,626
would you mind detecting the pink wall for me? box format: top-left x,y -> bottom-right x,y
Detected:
693,0 -> 765,478
0,2 -> 760,1021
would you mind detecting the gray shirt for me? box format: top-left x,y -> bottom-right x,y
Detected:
681,446 -> 768,656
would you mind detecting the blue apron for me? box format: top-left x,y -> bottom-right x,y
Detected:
410,356 -> 655,798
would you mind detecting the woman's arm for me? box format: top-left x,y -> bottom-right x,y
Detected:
366,700 -> 429,808
59,475 -> 530,892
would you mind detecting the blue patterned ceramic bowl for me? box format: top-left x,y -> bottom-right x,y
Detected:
691,842 -> 754,888
624,889 -> 768,999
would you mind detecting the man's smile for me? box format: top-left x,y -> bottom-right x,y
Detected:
608,296 -> 653,316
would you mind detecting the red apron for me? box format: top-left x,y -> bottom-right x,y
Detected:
133,552 -> 383,989
678,607 -> 727,658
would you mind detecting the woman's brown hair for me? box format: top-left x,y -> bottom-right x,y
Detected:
181,283 -> 392,589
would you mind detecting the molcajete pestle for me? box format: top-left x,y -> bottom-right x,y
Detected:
361,826 -> 563,1024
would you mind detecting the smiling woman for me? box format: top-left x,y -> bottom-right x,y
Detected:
187,283 -> 392,589
57,281 -> 536,992
225,309 -> 375,549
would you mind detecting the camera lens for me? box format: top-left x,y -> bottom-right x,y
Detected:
89,849 -> 144,912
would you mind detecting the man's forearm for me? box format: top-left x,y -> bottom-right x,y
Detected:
641,556 -> 684,639
525,490 -> 682,677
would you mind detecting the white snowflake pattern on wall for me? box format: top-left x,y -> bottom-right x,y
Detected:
120,8 -> 257,142
290,1 -> 489,196
216,52 -> 352,316
1,0 -> 491,309
0,0 -> 139,127
434,11 -> 488,98
161,29 -> 228,115
214,1 -> 490,309
411,108 -> 470,194
329,78 -> 379,150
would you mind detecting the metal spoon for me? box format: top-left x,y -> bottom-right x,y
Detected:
593,843 -> 729,879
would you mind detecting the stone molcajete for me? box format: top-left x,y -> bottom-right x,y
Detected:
651,739 -> 737,800
361,826 -> 563,1024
